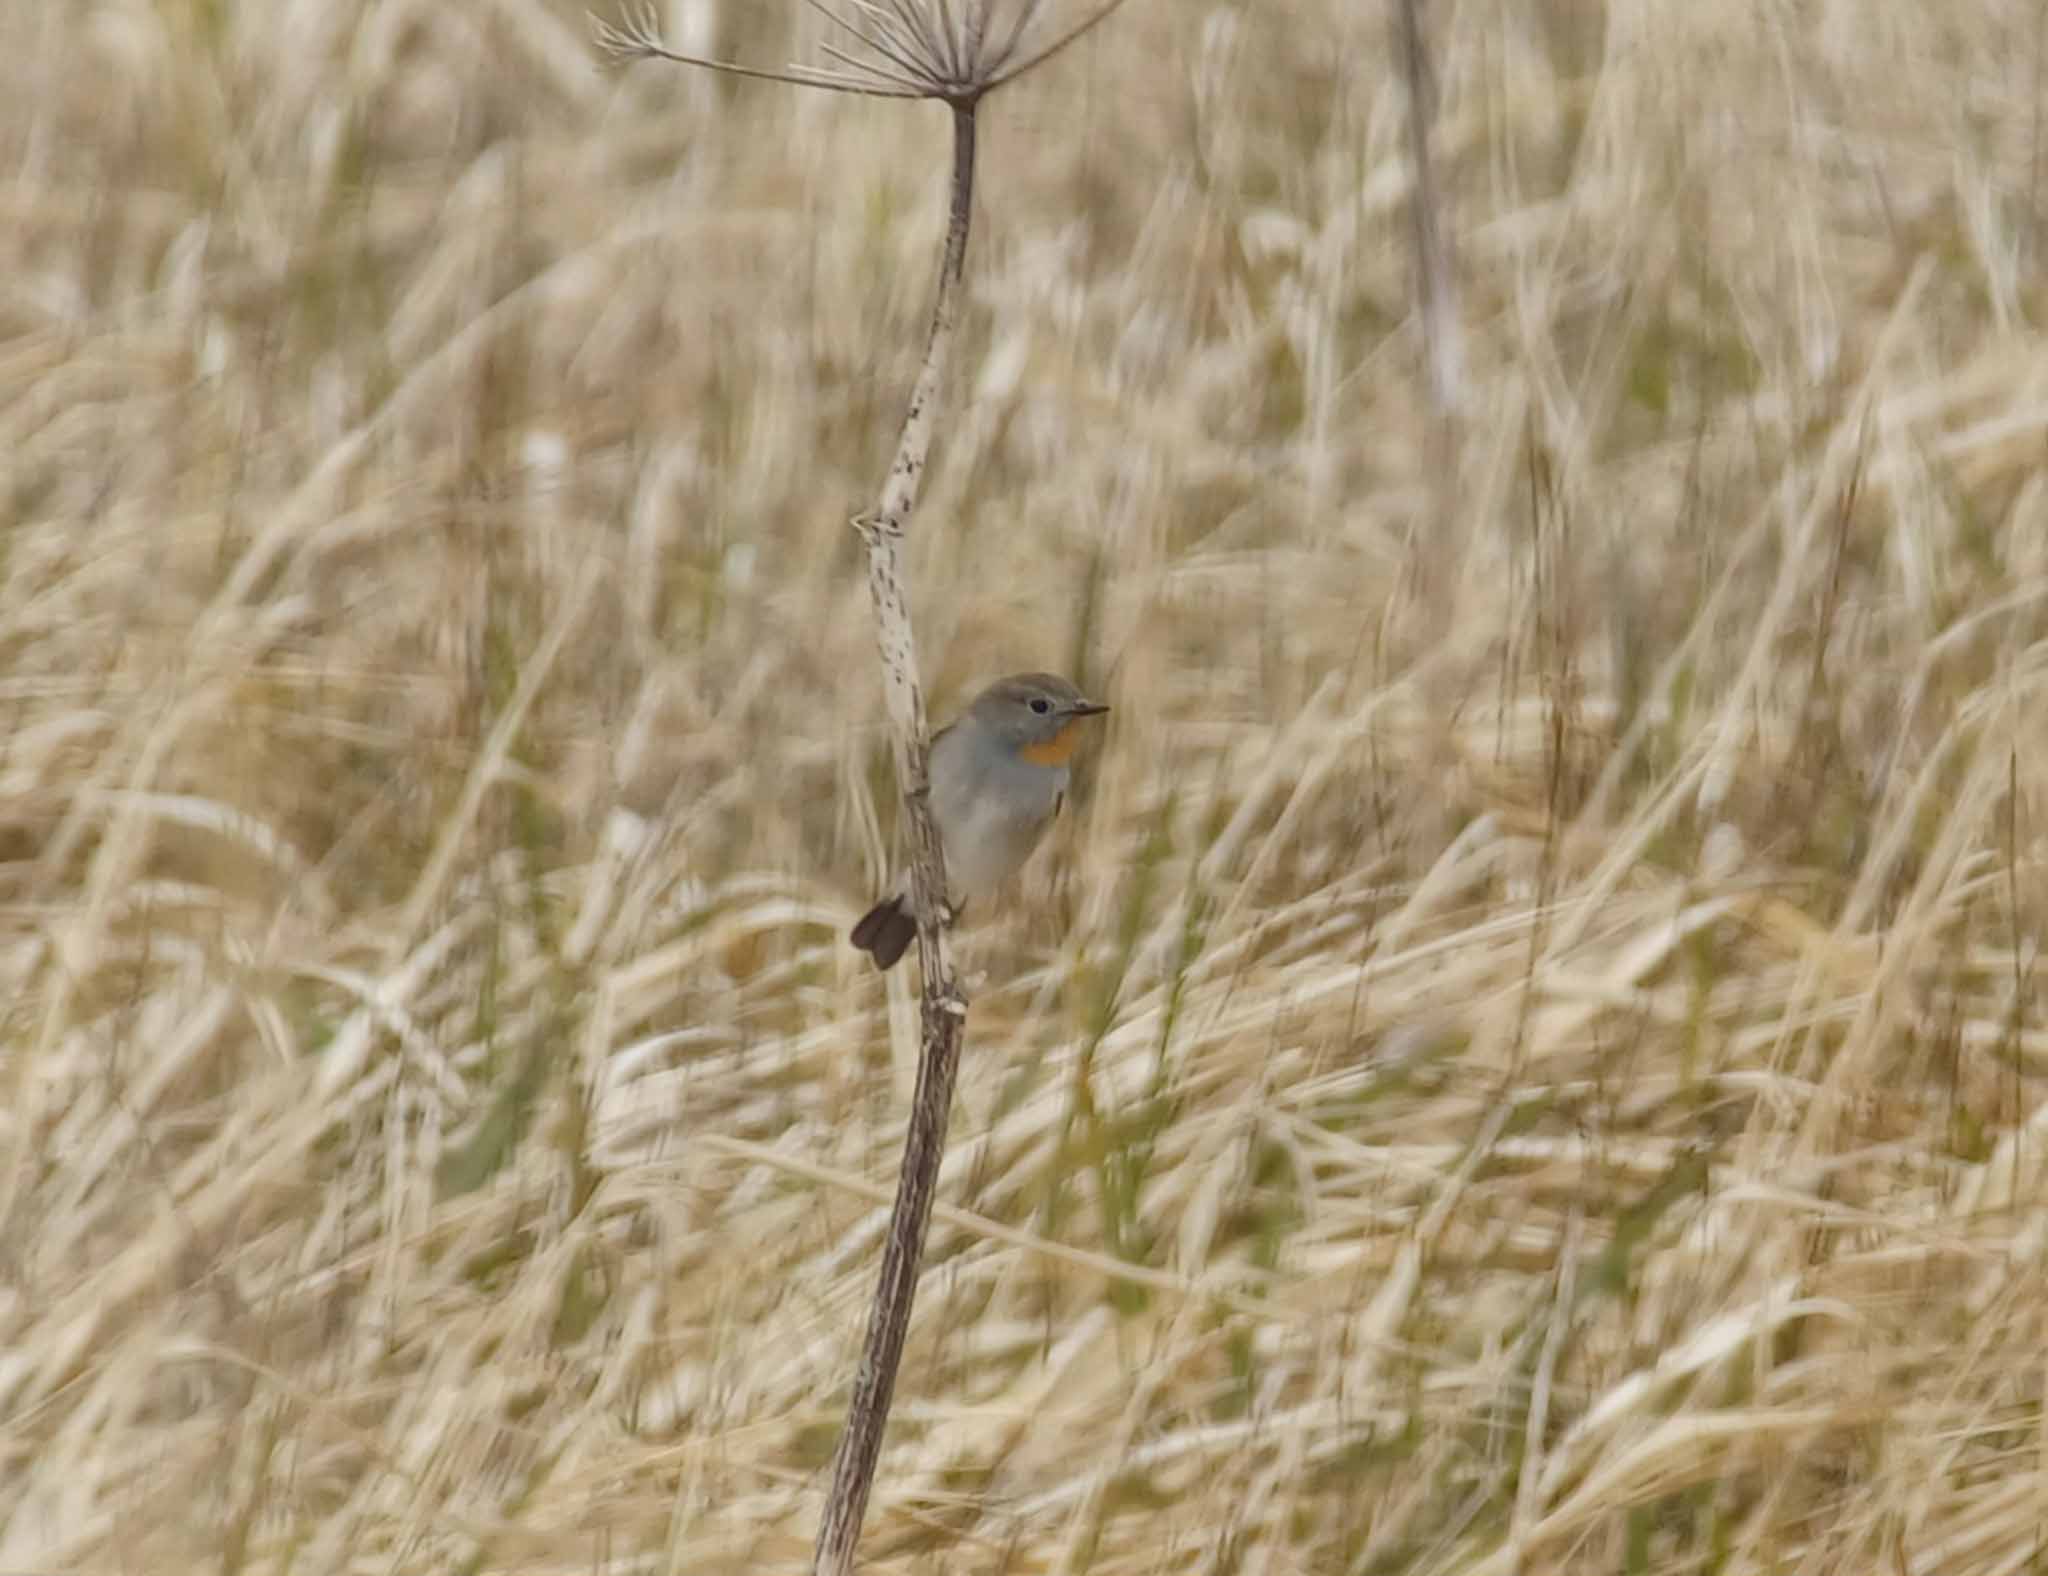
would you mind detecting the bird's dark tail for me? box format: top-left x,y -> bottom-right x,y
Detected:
849,894 -> 917,970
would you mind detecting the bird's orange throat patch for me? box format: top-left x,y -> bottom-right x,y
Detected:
1019,721 -> 1086,767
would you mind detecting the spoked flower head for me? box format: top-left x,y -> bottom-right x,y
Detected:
594,0 -> 1128,106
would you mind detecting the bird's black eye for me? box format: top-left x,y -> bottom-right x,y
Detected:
1029,697 -> 1052,715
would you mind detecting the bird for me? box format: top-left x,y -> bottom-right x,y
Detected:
850,672 -> 1110,970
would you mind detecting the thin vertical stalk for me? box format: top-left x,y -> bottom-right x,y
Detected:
812,98 -> 980,1576
1391,0 -> 1463,628
1393,0 -> 1462,416
591,7 -> 1133,1564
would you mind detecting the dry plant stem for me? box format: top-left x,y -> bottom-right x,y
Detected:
1392,0 -> 1462,627
1393,0 -> 1462,416
813,98 -> 979,1576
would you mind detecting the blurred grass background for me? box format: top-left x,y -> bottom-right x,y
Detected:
3,0 -> 2047,1571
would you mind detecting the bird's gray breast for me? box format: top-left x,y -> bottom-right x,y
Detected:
929,723 -> 1069,903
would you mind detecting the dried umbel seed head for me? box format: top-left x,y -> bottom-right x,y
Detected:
593,0 -> 1128,106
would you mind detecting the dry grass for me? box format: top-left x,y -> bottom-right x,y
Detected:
3,0 -> 2047,1571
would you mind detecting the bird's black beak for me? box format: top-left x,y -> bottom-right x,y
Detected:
1069,700 -> 1111,718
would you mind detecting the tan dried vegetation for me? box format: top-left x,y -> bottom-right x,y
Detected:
2,0 -> 2046,1571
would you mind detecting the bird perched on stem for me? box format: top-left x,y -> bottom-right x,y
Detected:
851,672 -> 1110,969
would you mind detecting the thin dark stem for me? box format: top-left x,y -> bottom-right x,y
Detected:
984,0 -> 1044,76
811,100 -> 980,1576
1392,0 -> 1462,415
807,988 -> 965,1574
984,0 -> 1128,91
818,41 -> 927,94
882,0 -> 950,79
964,0 -> 988,73
2032,0 -> 2048,271
807,0 -> 931,83
594,21 -> 923,98
931,0 -> 965,80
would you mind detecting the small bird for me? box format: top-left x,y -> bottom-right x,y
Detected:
851,672 -> 1111,970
